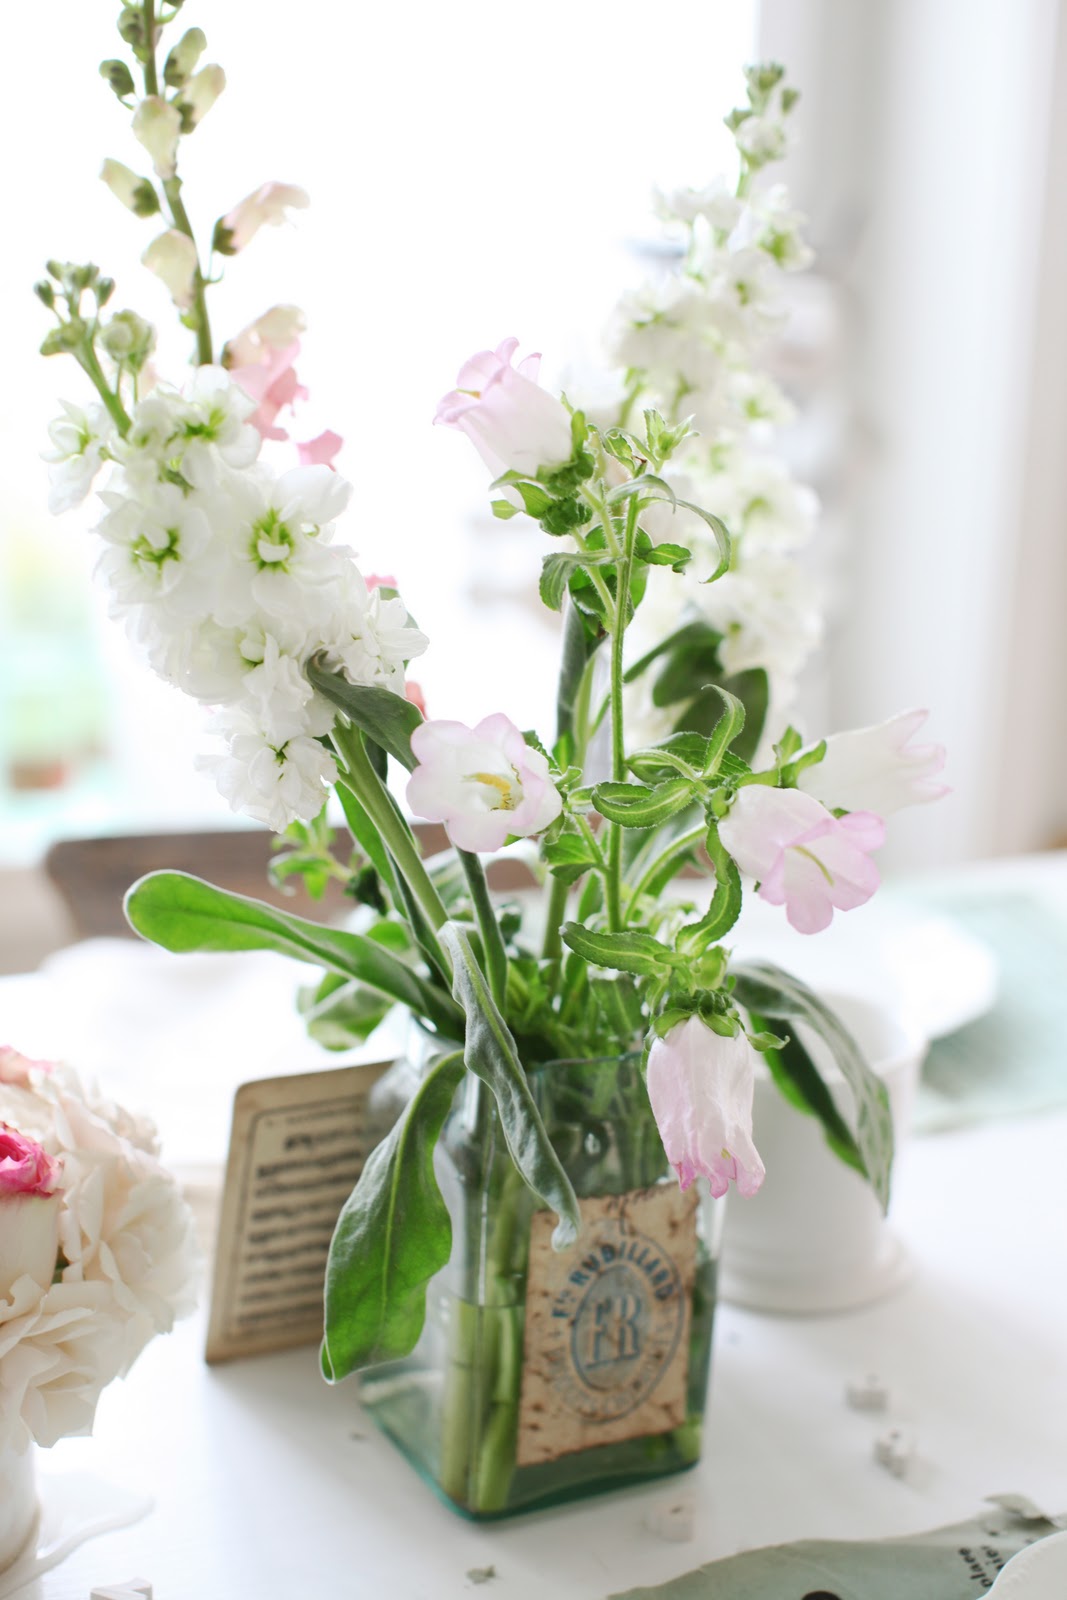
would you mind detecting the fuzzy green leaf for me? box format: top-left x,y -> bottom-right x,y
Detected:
561,922 -> 675,979
322,1049 -> 465,1376
592,777 -> 695,829
306,657 -> 423,771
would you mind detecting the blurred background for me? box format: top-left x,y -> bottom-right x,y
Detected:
3,0 -> 1067,965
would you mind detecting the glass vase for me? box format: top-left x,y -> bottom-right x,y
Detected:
360,1051 -> 724,1518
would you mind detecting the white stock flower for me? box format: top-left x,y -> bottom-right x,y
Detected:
321,569 -> 429,692
798,710 -> 949,815
751,184 -> 814,272
202,708 -> 339,830
42,401 -> 110,513
211,465 -> 352,624
654,177 -> 742,232
735,113 -> 789,164
174,366 -> 262,481
93,482 -> 214,614
131,96 -> 182,179
610,276 -> 723,395
142,229 -> 198,309
240,633 -> 334,741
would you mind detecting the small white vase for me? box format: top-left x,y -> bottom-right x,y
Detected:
0,1440 -> 37,1572
720,993 -> 927,1313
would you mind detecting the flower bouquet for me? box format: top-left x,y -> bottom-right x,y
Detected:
38,10 -> 946,1519
0,1048 -> 197,1566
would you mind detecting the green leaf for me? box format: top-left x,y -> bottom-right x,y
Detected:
731,962 -> 894,1211
625,620 -> 724,688
556,598 -> 604,747
628,731 -> 711,782
750,1021 -> 868,1180
441,923 -> 580,1247
703,685 -> 747,777
635,534 -> 692,571
592,777 -> 694,829
540,552 -> 583,612
542,830 -> 599,885
322,1049 -> 466,1377
561,923 -> 675,979
679,820 -> 742,948
306,658 -> 423,771
298,971 -> 394,1050
491,498 -> 520,520
124,870 -> 462,1038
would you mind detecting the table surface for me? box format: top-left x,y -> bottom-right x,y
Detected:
4,854 -> 1067,1598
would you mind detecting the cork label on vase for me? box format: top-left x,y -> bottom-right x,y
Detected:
516,1185 -> 698,1466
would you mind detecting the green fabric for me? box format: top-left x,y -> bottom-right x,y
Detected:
608,1502 -> 1063,1599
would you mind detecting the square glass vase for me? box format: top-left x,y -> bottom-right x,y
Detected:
359,1051 -> 723,1519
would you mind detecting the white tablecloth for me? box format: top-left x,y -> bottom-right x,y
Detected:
3,854 -> 1066,1596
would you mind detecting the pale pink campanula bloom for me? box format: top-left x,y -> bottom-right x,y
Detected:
434,338 -> 574,478
719,784 -> 884,935
798,708 -> 949,816
406,713 -> 562,852
646,1016 -> 765,1198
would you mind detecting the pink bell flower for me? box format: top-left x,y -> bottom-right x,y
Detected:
434,337 -> 574,478
719,784 -> 884,935
798,708 -> 949,815
646,1016 -> 765,1198
406,713 -> 562,852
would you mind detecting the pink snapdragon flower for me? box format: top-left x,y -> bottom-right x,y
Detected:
719,785 -> 884,934
646,1016 -> 765,1198
798,709 -> 949,815
297,430 -> 343,469
231,340 -> 308,442
434,337 -> 574,478
406,713 -> 562,852
220,183 -> 309,253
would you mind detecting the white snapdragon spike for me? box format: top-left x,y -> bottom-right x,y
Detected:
798,710 -> 949,815
225,304 -> 307,367
42,401 -> 111,513
142,229 -> 198,310
406,714 -> 562,853
131,96 -> 182,179
201,708 -> 339,831
99,158 -> 155,216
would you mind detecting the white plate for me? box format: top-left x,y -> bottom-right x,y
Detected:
989,1529 -> 1067,1597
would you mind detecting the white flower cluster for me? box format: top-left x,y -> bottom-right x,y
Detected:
591,83 -> 821,745
0,1049 -> 199,1451
44,367 -> 428,830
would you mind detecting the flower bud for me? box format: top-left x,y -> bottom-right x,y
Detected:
116,7 -> 147,54
132,95 -> 182,180
163,26 -> 207,87
33,280 -> 55,308
142,229 -> 198,309
178,63 -> 225,131
99,57 -> 136,101
101,308 -> 156,371
95,276 -> 116,307
100,157 -> 160,217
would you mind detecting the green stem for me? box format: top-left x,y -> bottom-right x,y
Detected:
624,823 -> 705,923
76,343 -> 131,436
331,723 -> 450,947
605,495 -> 640,931
458,850 -> 508,1011
541,873 -> 569,962
142,0 -> 160,95
162,177 -> 214,365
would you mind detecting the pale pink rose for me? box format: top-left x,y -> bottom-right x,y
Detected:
434,337 -> 574,478
406,713 -> 562,852
231,340 -> 308,442
646,1016 -> 765,1198
221,182 -> 309,253
798,709 -> 949,816
0,1124 -> 60,1197
719,784 -> 884,934
0,1048 -> 51,1086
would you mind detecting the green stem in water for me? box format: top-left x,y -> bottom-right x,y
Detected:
605,494 -> 641,931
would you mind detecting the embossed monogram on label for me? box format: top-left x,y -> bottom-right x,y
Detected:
516,1186 -> 698,1466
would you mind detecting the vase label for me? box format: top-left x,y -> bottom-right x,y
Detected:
516,1185 -> 698,1466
